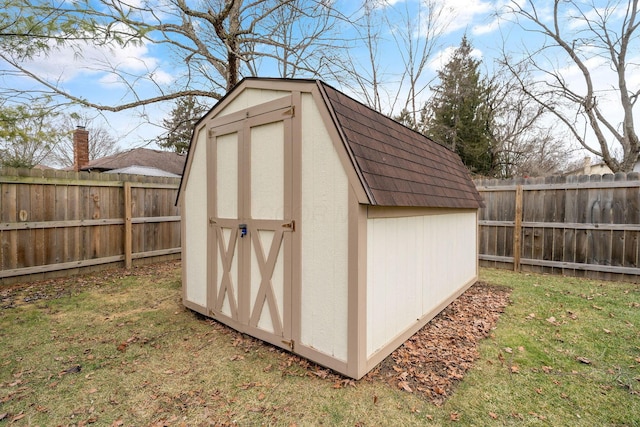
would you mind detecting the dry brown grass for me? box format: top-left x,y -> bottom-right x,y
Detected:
2,263 -> 638,426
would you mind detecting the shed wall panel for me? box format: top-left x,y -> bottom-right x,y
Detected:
250,122 -> 285,220
420,212 -> 477,311
183,128 -> 208,307
216,132 -> 239,219
300,93 -> 349,361
366,211 -> 477,357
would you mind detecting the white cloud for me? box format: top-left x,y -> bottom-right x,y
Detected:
471,0 -> 529,36
370,0 -> 405,8
472,18 -> 502,35
19,29 -> 173,90
433,0 -> 494,34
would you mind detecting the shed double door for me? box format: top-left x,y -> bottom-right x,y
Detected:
207,102 -> 296,349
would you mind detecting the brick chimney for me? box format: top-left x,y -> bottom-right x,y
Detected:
73,126 -> 89,172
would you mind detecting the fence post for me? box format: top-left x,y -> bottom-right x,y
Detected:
124,182 -> 132,269
513,184 -> 523,272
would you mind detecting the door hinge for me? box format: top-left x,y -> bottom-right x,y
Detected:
282,339 -> 295,351
209,217 -> 216,225
282,220 -> 295,232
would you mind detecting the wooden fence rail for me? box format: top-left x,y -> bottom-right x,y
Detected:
0,168 -> 181,285
475,172 -> 640,282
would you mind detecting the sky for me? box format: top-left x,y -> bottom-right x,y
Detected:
3,0 -> 639,165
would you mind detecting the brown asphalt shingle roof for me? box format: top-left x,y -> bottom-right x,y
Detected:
82,148 -> 186,176
318,81 -> 483,209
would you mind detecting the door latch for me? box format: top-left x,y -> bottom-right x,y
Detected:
239,223 -> 247,238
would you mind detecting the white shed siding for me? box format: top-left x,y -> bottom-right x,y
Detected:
250,121 -> 285,220
216,132 -> 238,219
366,211 -> 477,357
300,93 -> 349,361
183,127 -> 208,307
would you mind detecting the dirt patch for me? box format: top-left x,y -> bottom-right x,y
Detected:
0,262 -> 180,309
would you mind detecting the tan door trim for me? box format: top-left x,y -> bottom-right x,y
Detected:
207,99 -> 298,348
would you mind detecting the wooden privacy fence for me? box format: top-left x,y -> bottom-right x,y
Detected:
475,172 -> 640,282
0,168 -> 181,285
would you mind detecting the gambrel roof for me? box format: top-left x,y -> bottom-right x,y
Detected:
317,81 -> 483,209
180,78 -> 483,209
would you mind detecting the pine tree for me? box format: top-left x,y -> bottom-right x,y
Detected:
158,96 -> 208,154
426,36 -> 494,175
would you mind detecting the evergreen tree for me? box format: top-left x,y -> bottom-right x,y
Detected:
157,96 -> 208,154
426,36 -> 494,175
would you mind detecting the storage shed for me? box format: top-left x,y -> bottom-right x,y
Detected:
177,78 -> 484,379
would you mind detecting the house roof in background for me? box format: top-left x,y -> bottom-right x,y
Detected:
318,81 -> 484,209
104,165 -> 181,178
82,148 -> 185,176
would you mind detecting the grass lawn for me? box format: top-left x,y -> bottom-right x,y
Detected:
1,263 -> 639,426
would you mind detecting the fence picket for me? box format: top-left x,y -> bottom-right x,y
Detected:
476,172 -> 640,282
0,168 -> 181,284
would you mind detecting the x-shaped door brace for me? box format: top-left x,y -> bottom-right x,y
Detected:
215,226 -> 239,319
249,228 -> 285,335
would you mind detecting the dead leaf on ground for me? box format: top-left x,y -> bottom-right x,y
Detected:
367,282 -> 511,405
398,381 -> 413,393
11,413 -> 25,422
577,356 -> 592,365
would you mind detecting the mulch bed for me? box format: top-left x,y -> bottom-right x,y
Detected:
367,282 -> 511,405
220,280 -> 512,405
1,263 -> 511,405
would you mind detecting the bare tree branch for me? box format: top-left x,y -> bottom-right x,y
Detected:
504,0 -> 639,172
